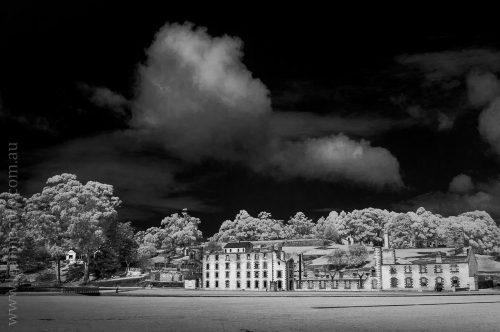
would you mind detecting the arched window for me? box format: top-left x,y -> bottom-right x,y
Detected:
451,276 -> 460,287
390,277 -> 398,288
405,277 -> 413,288
420,277 -> 428,287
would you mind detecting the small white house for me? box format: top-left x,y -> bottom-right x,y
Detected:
66,250 -> 77,264
184,279 -> 197,289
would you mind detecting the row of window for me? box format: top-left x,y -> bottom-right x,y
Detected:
206,280 -> 283,289
390,264 -> 459,274
207,253 -> 269,261
207,271 -> 283,279
390,276 -> 460,288
206,262 -> 270,270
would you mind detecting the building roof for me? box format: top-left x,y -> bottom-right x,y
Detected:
224,242 -> 253,249
391,247 -> 469,265
476,255 -> 500,273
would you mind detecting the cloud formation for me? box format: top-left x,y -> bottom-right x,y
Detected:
397,49 -> 500,82
449,174 -> 474,194
129,22 -> 403,188
464,71 -> 500,156
262,134 -> 403,188
399,174 -> 500,221
466,71 -> 500,107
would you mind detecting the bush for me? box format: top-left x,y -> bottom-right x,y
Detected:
36,271 -> 57,283
66,265 -> 84,282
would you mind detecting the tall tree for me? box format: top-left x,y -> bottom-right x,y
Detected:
116,222 -> 139,271
283,212 -> 315,239
160,209 -> 203,248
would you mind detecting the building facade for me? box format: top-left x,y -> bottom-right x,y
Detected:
202,242 -> 293,291
377,246 -> 478,291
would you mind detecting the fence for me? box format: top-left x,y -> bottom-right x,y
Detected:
62,286 -> 100,295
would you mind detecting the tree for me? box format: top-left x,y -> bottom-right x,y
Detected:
322,244 -> 369,279
408,207 -> 442,248
26,174 -> 121,284
65,180 -> 121,283
386,213 -> 415,248
116,222 -> 139,271
444,211 -> 500,254
210,210 -> 285,242
0,192 -> 26,278
160,209 -> 203,248
315,212 -> 340,242
283,212 -> 315,239
335,208 -> 392,245
24,174 -> 82,283
136,244 -> 157,269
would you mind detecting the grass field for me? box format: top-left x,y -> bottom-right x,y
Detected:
1,294 -> 500,331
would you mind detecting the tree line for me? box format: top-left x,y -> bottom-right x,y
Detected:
1,173 -> 500,285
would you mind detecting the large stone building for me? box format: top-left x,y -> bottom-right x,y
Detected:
376,246 -> 478,291
291,236 -> 478,292
202,242 -> 294,291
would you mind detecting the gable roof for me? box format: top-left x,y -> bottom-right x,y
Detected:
224,242 -> 253,249
392,247 -> 469,265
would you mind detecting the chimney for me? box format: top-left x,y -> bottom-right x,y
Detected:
373,247 -> 383,289
384,232 -> 390,249
436,252 -> 442,263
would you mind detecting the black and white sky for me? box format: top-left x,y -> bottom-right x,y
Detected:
1,3 -> 500,235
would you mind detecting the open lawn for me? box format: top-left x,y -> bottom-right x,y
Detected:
1,294 -> 500,331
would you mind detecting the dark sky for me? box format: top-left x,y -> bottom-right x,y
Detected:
1,3 -> 500,235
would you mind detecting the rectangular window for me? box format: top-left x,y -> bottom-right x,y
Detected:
206,281 -> 209,288
225,263 -> 230,270
254,262 -> 259,269
206,264 -> 209,270
247,262 -> 251,269
225,255 -> 230,261
215,272 -> 219,278
307,281 -> 313,289
390,266 -> 397,274
434,265 -> 442,273
254,271 -> 259,278
247,254 -> 251,260
319,281 -> 326,289
215,263 -> 219,270
225,271 -> 229,278
450,264 -> 459,273
404,265 -> 412,273
263,271 -> 268,278
277,271 -> 282,278
236,263 -> 241,269
255,280 -> 259,288
215,255 -> 219,261
405,277 -> 413,288
237,281 -> 241,288
215,281 -> 219,288
206,272 -> 209,278
419,265 -> 427,273
255,254 -> 259,260
206,255 -> 209,261
263,262 -> 268,269
344,280 -> 351,289
236,254 -> 240,260
263,280 -> 267,288
225,280 -> 229,288
236,271 -> 241,278
247,271 -> 251,278
247,280 -> 251,288
332,280 -> 339,289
